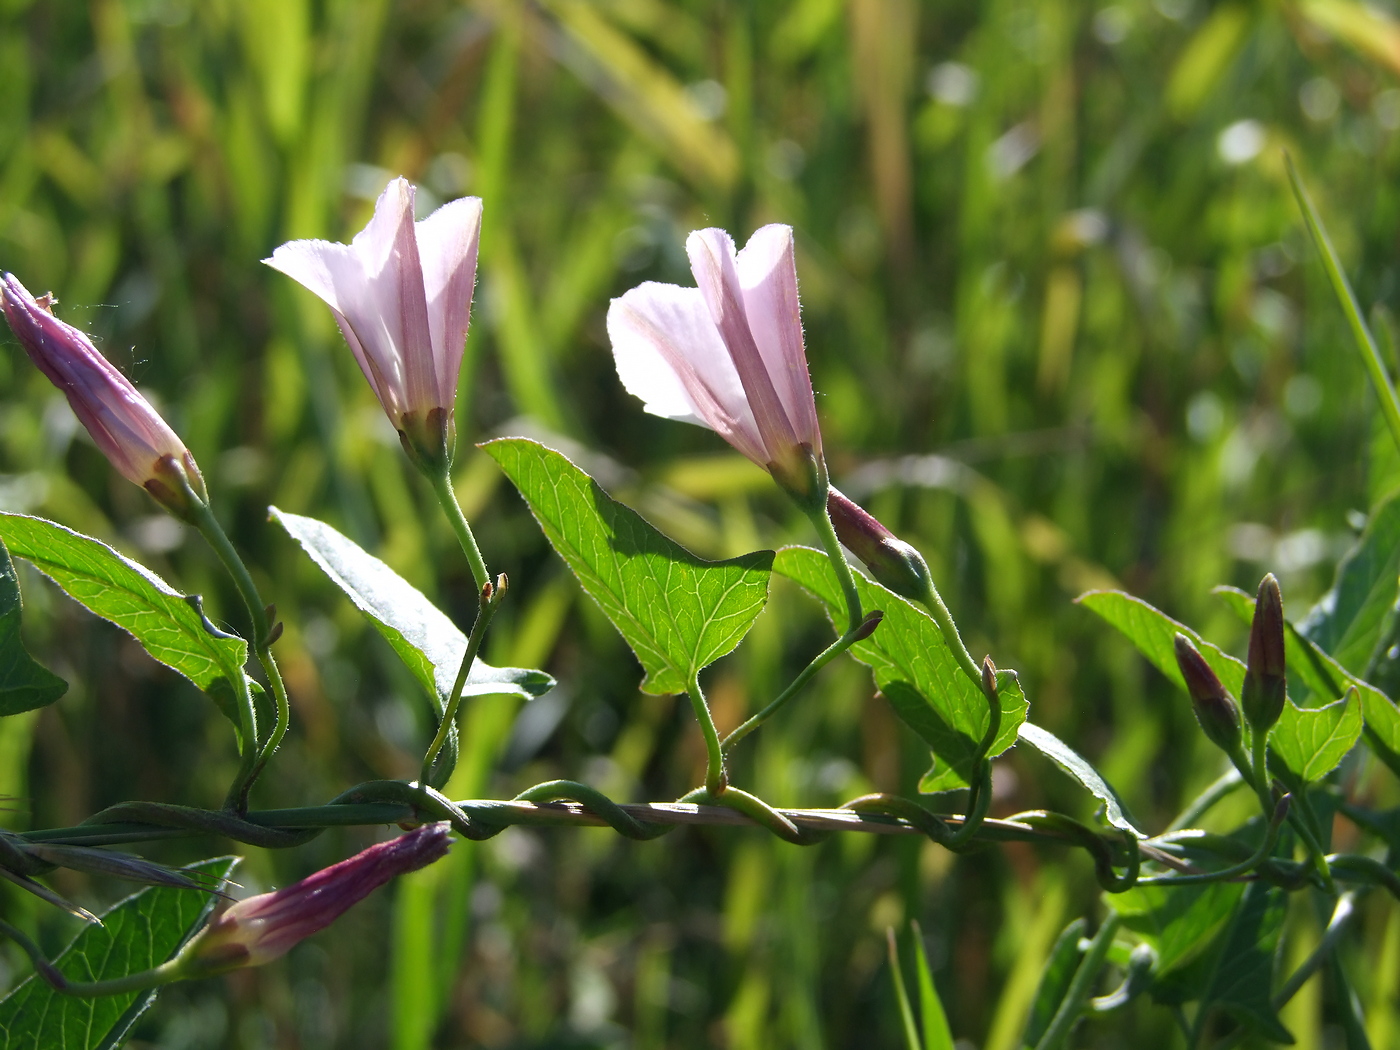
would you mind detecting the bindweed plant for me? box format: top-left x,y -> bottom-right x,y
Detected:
0,164 -> 1397,1050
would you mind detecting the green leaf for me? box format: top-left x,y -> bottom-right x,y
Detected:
1021,918 -> 1086,1050
0,514 -> 247,721
0,538 -> 66,715
1077,590 -> 1245,697
911,926 -> 954,1050
0,856 -> 238,1050
270,508 -> 555,705
1017,722 -> 1142,835
1296,489 -> 1400,676
1270,692 -> 1363,783
1109,880 -> 1244,975
774,546 -> 1026,790
483,438 -> 772,694
1197,882 -> 1292,1044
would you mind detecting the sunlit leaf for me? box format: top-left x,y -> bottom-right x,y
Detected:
484,438 -> 772,695
270,507 -> 555,705
1110,880 -> 1245,975
1077,590 -> 1245,696
1017,722 -> 1142,835
0,856 -> 237,1050
1270,692 -> 1363,783
775,545 -> 1026,790
0,538 -> 66,715
0,513 -> 246,725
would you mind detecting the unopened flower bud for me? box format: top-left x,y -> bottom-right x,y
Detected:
1173,633 -> 1242,753
182,823 -> 451,976
852,609 -> 884,641
0,273 -> 206,518
826,487 -> 933,602
1242,574 -> 1287,734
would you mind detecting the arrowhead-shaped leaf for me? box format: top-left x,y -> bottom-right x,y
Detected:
270,508 -> 555,705
0,514 -> 247,727
774,545 -> 1025,790
0,538 -> 66,715
0,856 -> 238,1050
483,438 -> 772,694
1017,722 -> 1142,835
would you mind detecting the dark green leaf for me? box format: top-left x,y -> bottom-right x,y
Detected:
0,856 -> 237,1050
1077,590 -> 1245,697
1288,492 -> 1400,674
270,508 -> 554,705
1017,723 -> 1142,835
775,546 -> 1026,790
1020,918 -> 1086,1049
1109,880 -> 1244,975
0,514 -> 246,721
0,537 -> 66,715
1197,882 -> 1292,1044
483,438 -> 772,694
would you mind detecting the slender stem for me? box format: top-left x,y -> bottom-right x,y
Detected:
430,469 -> 489,592
0,917 -> 190,997
723,628 -> 861,751
808,496 -> 863,634
1136,807 -> 1285,886
916,575 -> 982,686
1033,912 -> 1123,1050
420,583 -> 499,785
185,493 -> 290,811
688,670 -> 726,796
1275,892 -> 1357,1009
1167,769 -> 1245,833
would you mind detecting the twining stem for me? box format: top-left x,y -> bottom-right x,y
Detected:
688,670 -> 727,796
722,628 -> 862,751
1033,911 -> 1123,1050
184,491 -> 289,813
1247,728 -> 1336,893
420,582 -> 500,785
429,469 -> 490,593
1137,803 -> 1287,886
808,496 -> 863,634
916,575 -> 982,686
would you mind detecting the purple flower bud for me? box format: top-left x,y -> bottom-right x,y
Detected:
1242,574 -> 1287,733
1173,633 -> 1242,753
1,273 -> 205,516
184,823 -> 451,975
826,488 -> 933,602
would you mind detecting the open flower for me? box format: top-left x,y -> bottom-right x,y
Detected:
0,272 -> 205,517
184,823 -> 451,975
265,178 -> 482,473
608,225 -> 823,502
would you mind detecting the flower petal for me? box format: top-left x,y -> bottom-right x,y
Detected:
735,224 -> 820,451
607,282 -> 768,465
382,181 -> 436,417
686,229 -> 799,464
415,196 -> 483,409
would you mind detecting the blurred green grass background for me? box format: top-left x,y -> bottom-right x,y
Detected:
2,0 -> 1400,1046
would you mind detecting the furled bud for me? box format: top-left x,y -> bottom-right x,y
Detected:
1173,633 -> 1242,754
826,487 -> 933,602
181,823 -> 451,976
0,273 -> 206,518
1241,574 -> 1287,734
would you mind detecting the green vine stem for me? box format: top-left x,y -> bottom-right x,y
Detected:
808,494 -> 863,634
914,573 -> 983,686
420,577 -> 503,786
182,485 -> 288,813
0,918 -> 192,997
429,467 -> 490,592
687,670 -> 727,796
1033,911 -> 1124,1050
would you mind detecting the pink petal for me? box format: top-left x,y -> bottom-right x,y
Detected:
382,182 -> 435,417
607,282 -> 768,465
415,196 -> 483,409
686,229 -> 800,464
734,225 -> 820,452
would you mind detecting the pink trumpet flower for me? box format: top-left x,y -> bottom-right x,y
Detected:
185,823 -> 451,975
607,225 -> 824,503
0,272 -> 206,517
264,178 -> 483,473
